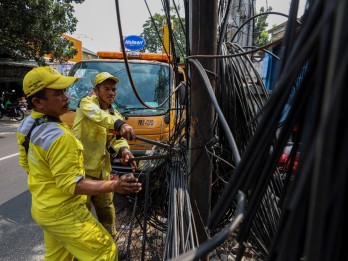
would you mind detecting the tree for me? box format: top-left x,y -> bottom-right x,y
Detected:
0,0 -> 84,65
140,8 -> 186,60
254,6 -> 272,47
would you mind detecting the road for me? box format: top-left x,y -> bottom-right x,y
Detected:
0,117 -> 45,261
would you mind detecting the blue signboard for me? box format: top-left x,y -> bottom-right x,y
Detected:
124,35 -> 146,51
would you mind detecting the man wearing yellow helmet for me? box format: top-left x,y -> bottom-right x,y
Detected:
72,71 -> 137,238
17,67 -> 142,260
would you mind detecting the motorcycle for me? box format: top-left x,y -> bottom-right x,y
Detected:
0,101 -> 25,121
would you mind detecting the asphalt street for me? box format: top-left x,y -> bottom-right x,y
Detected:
0,117 -> 45,261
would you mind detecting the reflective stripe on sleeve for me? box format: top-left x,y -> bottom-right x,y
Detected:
17,115 -> 35,135
74,175 -> 84,183
30,123 -> 64,151
87,109 -> 98,118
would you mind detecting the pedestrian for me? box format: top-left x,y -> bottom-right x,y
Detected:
17,66 -> 142,260
71,71 -> 137,238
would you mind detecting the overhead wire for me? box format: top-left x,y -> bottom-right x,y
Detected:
114,0 -> 167,110
111,0 -> 192,259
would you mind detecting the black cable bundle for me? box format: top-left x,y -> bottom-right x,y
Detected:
207,0 -> 348,260
267,0 -> 348,260
113,0 -> 348,260
211,41 -> 271,234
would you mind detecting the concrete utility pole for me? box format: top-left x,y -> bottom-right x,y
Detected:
189,0 -> 218,254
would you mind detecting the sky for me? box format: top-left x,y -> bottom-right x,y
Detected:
70,0 -> 306,53
70,0 -> 163,53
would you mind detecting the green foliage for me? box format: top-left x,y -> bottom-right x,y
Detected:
254,6 -> 272,47
0,0 -> 84,65
140,8 -> 186,60
141,13 -> 165,53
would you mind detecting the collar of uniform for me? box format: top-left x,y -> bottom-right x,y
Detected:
91,94 -> 114,114
31,110 -> 61,123
31,110 -> 46,120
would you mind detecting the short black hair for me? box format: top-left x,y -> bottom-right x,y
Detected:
26,89 -> 47,110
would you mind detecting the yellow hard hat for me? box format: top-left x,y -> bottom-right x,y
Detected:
23,66 -> 77,97
94,72 -> 119,87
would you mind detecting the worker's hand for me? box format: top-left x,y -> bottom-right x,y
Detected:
113,173 -> 142,194
119,123 -> 136,141
119,147 -> 137,172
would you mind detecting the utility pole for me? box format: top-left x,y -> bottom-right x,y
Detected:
189,0 -> 218,255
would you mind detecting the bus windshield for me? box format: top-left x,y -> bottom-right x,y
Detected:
67,60 -> 172,115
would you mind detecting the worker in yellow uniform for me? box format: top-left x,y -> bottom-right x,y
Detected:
72,71 -> 137,238
17,67 -> 142,261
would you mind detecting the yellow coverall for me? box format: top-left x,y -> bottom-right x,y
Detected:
72,95 -> 129,237
17,110 -> 117,261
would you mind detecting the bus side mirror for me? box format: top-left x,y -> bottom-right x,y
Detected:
177,81 -> 186,106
